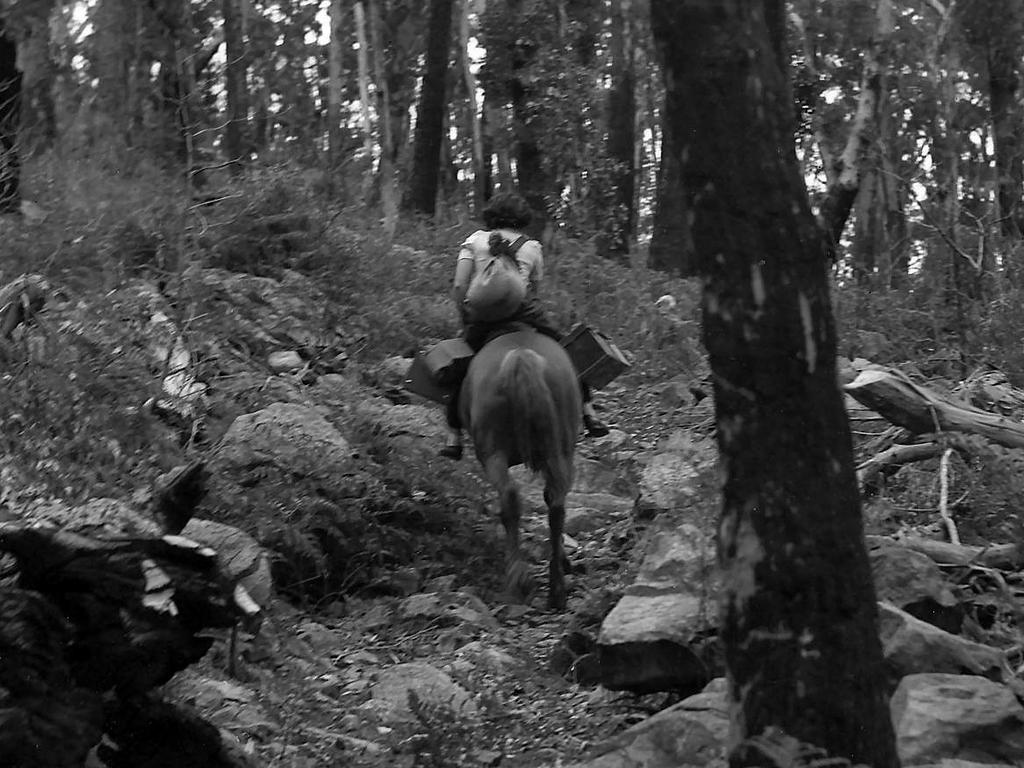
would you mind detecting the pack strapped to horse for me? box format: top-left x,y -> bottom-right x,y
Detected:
405,324 -> 629,405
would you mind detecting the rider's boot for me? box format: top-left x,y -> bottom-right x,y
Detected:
439,428 -> 464,460
582,403 -> 610,438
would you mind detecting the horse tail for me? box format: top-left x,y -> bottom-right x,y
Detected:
496,348 -> 565,475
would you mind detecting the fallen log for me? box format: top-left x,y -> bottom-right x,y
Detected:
867,534 -> 1024,571
845,368 -> 1024,451
857,442 -> 947,486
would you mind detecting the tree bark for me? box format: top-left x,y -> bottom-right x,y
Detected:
649,90 -> 694,274
222,0 -> 249,174
327,0 -> 344,186
0,17 -> 21,214
402,0 -> 454,215
367,0 -> 398,237
354,1 -> 376,201
651,1 -> 898,765
15,7 -> 56,155
459,0 -> 485,213
817,0 -> 894,263
599,0 -> 636,260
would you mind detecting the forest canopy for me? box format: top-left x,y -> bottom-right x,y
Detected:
0,0 -> 1023,367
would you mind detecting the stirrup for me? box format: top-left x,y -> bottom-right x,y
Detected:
439,444 -> 464,460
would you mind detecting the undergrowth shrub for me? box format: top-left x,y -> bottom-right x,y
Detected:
0,311 -> 181,501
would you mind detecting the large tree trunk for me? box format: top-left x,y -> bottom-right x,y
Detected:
649,104 -> 694,274
0,18 -> 21,214
650,2 -> 898,766
222,0 -> 249,174
402,0 -> 454,215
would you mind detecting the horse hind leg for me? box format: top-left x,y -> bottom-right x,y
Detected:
543,457 -> 573,610
485,454 -> 535,604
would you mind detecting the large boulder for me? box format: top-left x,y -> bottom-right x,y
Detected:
878,603 -> 1005,685
201,401 -> 363,531
633,431 -> 717,518
369,662 -> 478,725
596,523 -> 717,694
891,673 -> 1024,765
869,541 -> 962,633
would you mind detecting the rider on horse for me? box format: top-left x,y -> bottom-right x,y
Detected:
441,192 -> 610,460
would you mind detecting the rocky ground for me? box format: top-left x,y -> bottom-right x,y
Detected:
6,261 -> 1024,768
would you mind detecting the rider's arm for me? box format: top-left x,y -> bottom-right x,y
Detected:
453,257 -> 473,305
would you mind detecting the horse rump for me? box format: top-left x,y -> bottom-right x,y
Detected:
463,332 -> 580,609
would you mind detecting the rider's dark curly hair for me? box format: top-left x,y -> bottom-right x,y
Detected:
482,191 -> 533,230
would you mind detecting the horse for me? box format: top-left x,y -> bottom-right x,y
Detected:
459,330 -> 582,610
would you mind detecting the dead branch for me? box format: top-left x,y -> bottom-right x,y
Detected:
845,368 -> 1024,450
868,534 -> 1024,571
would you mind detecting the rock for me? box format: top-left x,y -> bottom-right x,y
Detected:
869,542 -> 962,633
573,458 -> 634,496
597,593 -> 711,694
634,434 -> 715,516
347,400 -> 448,459
456,641 -> 520,675
597,524 -> 717,694
180,518 -> 274,609
658,379 -> 690,410
891,673 -> 1024,765
630,524 -> 717,595
370,662 -> 478,725
168,670 -> 280,741
397,591 -> 499,629
213,402 -> 352,477
267,350 -> 304,373
367,566 -> 422,597
371,355 -> 413,388
592,428 -> 629,448
878,602 -> 1005,683
204,401 -> 359,531
567,678 -> 728,768
564,506 -> 610,535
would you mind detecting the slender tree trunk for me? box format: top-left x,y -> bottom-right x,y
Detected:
91,0 -> 133,149
649,86 -> 694,274
0,17 -> 21,213
989,36 -> 1024,245
817,0 -> 894,261
354,1 -> 376,201
16,8 -> 56,155
327,0 -> 344,184
402,0 -> 454,215
651,2 -> 898,766
367,0 -> 398,237
459,0 -> 485,213
222,0 -> 248,174
600,0 -> 637,260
